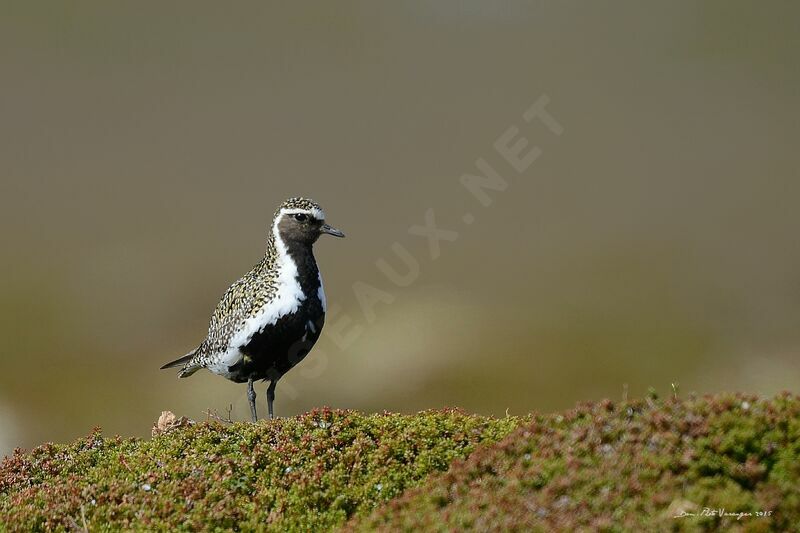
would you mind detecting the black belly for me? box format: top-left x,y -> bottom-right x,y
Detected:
229,301 -> 325,383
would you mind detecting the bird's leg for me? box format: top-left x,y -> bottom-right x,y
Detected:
266,380 -> 277,420
247,379 -> 258,422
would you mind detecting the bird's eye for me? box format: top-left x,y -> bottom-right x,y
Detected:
293,213 -> 308,222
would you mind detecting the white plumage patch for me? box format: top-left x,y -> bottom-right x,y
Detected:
317,272 -> 327,312
207,216 -> 307,377
281,207 -> 326,221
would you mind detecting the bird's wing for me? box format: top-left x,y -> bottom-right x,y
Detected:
194,268 -> 278,370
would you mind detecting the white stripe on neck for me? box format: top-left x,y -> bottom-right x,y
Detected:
209,214 -> 307,376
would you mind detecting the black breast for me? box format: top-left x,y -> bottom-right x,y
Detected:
230,243 -> 325,383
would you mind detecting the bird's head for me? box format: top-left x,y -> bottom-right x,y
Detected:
272,197 -> 345,246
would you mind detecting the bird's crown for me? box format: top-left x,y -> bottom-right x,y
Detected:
274,197 -> 326,221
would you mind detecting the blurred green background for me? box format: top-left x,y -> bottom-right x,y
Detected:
1,2 -> 798,456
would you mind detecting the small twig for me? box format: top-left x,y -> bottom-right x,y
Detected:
80,505 -> 89,532
203,404 -> 235,424
66,506 -> 89,533
622,383 -> 629,402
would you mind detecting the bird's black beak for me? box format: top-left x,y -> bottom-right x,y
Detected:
320,223 -> 345,238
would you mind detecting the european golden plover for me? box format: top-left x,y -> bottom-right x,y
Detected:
161,197 -> 344,421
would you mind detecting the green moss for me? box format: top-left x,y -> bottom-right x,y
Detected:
3,395 -> 799,532
0,408 -> 519,532
350,394 -> 800,532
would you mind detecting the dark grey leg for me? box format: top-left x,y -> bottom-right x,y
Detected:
247,379 -> 258,422
267,380 -> 277,420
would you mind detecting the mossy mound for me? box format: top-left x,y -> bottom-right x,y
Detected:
3,395 -> 799,532
351,393 -> 800,532
0,408 -> 520,531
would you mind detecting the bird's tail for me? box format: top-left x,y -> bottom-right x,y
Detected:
160,349 -> 201,378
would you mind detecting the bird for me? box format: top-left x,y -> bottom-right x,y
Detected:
160,197 -> 344,421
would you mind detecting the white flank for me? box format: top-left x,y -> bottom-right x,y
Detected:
317,272 -> 327,312
208,211 -> 307,376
